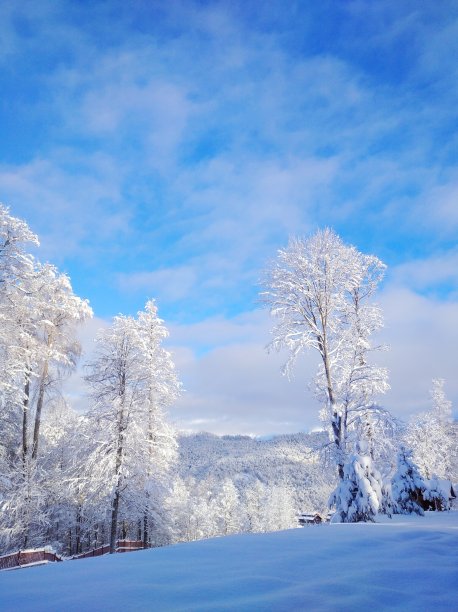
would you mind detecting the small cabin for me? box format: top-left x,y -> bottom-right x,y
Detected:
298,513 -> 323,526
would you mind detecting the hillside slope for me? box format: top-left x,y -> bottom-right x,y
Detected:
0,513 -> 456,611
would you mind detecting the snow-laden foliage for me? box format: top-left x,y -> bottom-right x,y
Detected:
0,200 -> 327,554
261,229 -> 389,480
84,302 -> 180,552
423,478 -> 455,512
391,447 -> 426,515
329,440 -> 383,522
0,205 -> 92,552
379,482 -> 396,517
406,379 -> 454,480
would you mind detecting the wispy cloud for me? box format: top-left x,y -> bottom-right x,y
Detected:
118,266 -> 197,302
391,249 -> 458,298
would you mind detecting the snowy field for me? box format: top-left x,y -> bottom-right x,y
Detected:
0,512 -> 457,612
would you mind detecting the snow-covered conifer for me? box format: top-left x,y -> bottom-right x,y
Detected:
329,440 -> 382,522
391,447 -> 426,515
423,477 -> 454,512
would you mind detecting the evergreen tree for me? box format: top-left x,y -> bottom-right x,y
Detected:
329,440 -> 382,522
391,447 -> 426,515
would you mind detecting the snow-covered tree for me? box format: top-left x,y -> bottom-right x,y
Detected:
406,379 -> 454,480
423,478 -> 454,512
167,477 -> 227,543
85,303 -> 179,553
29,264 -> 92,461
261,229 -> 388,479
134,300 -> 180,547
0,205 -> 39,466
213,479 -> 242,536
38,399 -> 100,555
329,440 -> 383,522
0,458 -> 49,550
85,315 -> 146,553
263,486 -> 297,531
0,206 -> 92,552
391,446 -> 426,515
242,480 -> 267,533
378,482 -> 396,518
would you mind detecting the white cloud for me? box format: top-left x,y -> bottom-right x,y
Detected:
169,338 -> 319,436
0,153 -> 129,263
391,249 -> 458,294
378,287 -> 458,419
118,266 -> 197,302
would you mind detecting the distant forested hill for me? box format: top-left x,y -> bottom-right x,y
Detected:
177,431 -> 335,513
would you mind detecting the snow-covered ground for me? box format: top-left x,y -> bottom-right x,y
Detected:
1,512 -> 457,611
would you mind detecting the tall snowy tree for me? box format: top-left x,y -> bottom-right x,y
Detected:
0,206 -> 92,552
406,379 -> 454,480
242,480 -> 267,533
261,229 -> 388,479
0,204 -> 39,467
85,303 -> 179,553
29,264 -> 92,461
85,315 -> 146,553
263,485 -> 297,531
135,301 -> 180,547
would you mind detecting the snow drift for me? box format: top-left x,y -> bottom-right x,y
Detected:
0,512 -> 457,611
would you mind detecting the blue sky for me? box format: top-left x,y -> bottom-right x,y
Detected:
1,1 -> 457,434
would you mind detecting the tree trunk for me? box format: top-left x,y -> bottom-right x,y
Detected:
109,388 -> 125,554
76,505 -> 82,554
109,487 -> 121,554
320,335 -> 344,479
143,502 -> 149,549
143,394 -> 155,549
22,371 -> 31,466
31,360 -> 48,460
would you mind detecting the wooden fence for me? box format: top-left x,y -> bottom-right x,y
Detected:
0,540 -> 145,570
71,540 -> 144,560
0,549 -> 63,571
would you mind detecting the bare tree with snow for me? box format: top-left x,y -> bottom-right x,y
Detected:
406,379 -> 454,480
0,206 -> 92,551
261,229 -> 388,480
85,303 -> 179,553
